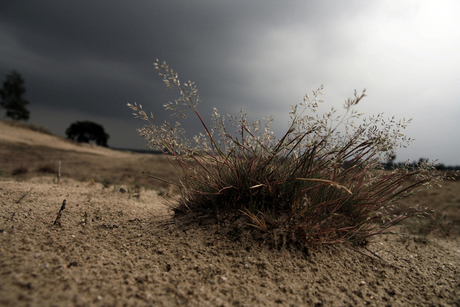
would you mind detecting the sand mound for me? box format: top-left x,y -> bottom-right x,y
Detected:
0,120 -> 459,306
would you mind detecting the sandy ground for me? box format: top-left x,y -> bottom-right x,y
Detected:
1,120 -> 460,306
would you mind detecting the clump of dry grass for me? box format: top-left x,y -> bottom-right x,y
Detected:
12,165 -> 29,176
403,204 -> 459,239
129,60 -> 444,246
36,163 -> 57,174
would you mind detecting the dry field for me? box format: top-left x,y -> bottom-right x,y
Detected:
0,119 -> 459,306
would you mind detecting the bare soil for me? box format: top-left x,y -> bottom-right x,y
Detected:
1,120 -> 459,306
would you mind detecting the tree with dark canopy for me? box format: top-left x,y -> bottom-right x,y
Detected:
0,70 -> 30,121
65,121 -> 110,147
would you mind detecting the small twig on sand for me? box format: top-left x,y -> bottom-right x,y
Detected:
57,161 -> 61,183
345,244 -> 396,268
15,187 -> 34,204
53,199 -> 67,226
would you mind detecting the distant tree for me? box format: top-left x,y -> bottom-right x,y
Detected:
65,121 -> 109,147
418,157 -> 428,165
0,70 -> 30,121
389,154 -> 396,162
384,154 -> 397,170
435,163 -> 446,171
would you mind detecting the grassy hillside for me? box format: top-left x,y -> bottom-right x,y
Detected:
0,120 -> 177,190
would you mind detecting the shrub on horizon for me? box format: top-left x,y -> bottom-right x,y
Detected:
128,60 -> 444,246
65,121 -> 109,147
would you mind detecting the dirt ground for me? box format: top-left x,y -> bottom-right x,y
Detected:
1,120 -> 460,306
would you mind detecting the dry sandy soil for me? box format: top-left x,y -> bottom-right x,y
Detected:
1,120 -> 459,306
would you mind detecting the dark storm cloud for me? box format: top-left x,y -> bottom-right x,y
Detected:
0,0 -> 337,127
0,1 -> 297,117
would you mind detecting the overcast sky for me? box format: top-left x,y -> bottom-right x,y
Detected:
1,0 -> 459,165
